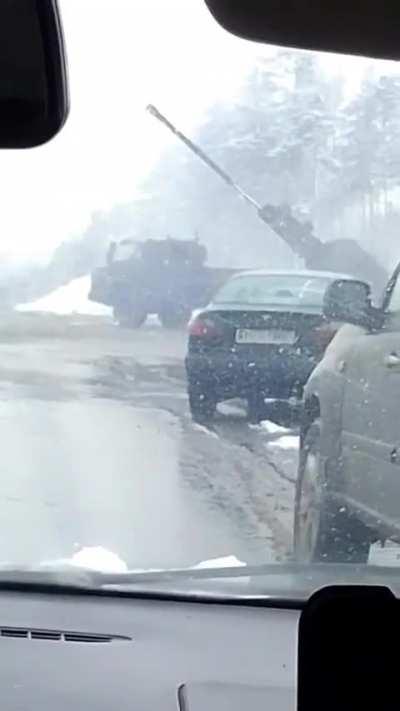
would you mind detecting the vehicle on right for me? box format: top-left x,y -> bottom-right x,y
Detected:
294,264 -> 400,564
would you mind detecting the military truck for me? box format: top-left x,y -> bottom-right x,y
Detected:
89,237 -> 237,328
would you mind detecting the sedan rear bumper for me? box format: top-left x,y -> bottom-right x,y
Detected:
185,348 -> 318,401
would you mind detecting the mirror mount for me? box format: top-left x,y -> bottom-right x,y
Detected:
369,305 -> 385,332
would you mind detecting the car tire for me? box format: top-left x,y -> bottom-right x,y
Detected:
188,387 -> 216,423
294,420 -> 372,564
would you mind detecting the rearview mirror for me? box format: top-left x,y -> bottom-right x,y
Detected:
0,0 -> 68,147
323,280 -> 372,327
204,0 -> 400,61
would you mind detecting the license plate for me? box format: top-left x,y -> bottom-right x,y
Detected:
235,328 -> 296,345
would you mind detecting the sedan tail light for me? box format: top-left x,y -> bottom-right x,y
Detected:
188,314 -> 223,341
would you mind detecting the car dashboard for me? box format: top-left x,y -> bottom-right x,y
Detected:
0,590 -> 297,710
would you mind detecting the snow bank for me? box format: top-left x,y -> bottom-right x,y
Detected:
16,276 -> 112,317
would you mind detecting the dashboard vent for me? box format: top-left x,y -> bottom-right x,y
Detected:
0,627 -> 131,643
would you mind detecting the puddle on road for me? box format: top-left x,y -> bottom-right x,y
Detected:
86,355 -> 186,403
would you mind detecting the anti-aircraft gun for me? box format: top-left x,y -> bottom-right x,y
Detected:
147,105 -> 388,299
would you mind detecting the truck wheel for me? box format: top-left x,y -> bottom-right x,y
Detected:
114,306 -> 147,329
159,306 -> 191,329
188,387 -> 216,423
294,421 -> 372,563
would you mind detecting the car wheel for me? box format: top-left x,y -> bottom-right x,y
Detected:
294,420 -> 372,564
188,387 -> 216,423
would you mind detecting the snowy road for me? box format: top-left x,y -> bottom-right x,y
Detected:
0,313 -> 298,570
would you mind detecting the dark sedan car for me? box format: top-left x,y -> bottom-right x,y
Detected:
185,269 -> 362,423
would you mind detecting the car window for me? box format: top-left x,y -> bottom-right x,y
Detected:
213,275 -> 332,307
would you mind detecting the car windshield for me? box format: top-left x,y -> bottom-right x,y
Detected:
2,0 -> 400,592
213,274 -> 332,307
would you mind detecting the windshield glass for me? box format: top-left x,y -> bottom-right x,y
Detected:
213,274 -> 332,307
2,0 -> 400,590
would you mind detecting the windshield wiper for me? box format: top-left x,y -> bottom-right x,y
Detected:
0,563 -> 252,589
0,565 -> 100,589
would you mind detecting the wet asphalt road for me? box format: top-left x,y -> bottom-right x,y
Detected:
0,313 -> 298,570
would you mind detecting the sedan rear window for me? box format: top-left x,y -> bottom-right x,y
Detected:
213,274 -> 332,307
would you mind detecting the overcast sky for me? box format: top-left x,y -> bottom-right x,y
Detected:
0,0 -> 397,263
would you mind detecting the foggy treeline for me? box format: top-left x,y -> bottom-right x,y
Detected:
12,51 -> 400,304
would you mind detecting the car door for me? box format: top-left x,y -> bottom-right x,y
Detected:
341,267 -> 400,530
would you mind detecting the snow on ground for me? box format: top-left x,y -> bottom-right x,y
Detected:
191,422 -> 220,439
267,435 -> 299,451
39,547 -> 129,575
16,276 -> 112,317
69,546 -> 128,572
218,400 -> 246,417
146,314 -> 162,327
41,548 -> 245,574
260,420 -> 291,435
194,555 -> 245,569
41,545 -> 400,576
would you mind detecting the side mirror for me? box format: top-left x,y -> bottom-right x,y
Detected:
0,0 -> 68,148
323,280 -> 373,328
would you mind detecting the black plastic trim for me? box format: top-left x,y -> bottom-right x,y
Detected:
0,581 -> 305,610
203,0 -> 400,61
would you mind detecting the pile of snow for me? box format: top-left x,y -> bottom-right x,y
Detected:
16,276 -> 112,317
69,546 -> 128,573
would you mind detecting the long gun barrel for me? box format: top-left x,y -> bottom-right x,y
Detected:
146,104 -> 322,259
147,105 -> 260,210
